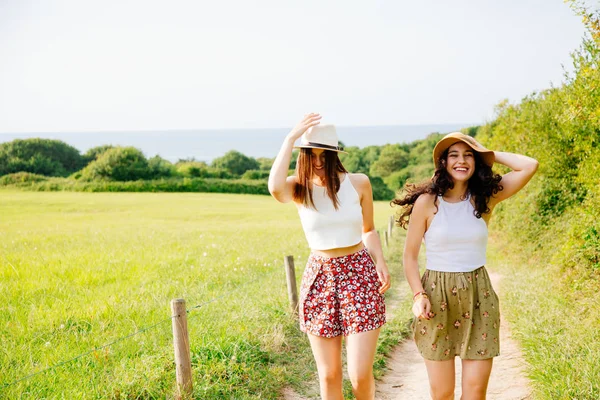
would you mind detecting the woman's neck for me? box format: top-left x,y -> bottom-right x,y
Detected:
444,183 -> 469,202
312,176 -> 327,187
312,172 -> 345,187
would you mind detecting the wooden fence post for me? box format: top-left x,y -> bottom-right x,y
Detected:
384,230 -> 389,247
284,255 -> 298,313
388,215 -> 394,238
171,299 -> 193,398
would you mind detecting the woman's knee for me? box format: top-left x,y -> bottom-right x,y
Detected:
318,366 -> 343,385
461,382 -> 488,399
429,384 -> 455,400
347,367 -> 373,389
461,359 -> 492,399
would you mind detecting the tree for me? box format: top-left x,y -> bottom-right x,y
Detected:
338,146 -> 363,173
370,176 -> 395,201
211,150 -> 260,176
338,146 -> 381,175
369,144 -> 409,178
256,157 -> 275,171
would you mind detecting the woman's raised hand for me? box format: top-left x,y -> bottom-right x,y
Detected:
287,113 -> 322,141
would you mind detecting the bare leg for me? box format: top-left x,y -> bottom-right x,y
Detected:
345,329 -> 380,400
424,358 -> 456,400
307,333 -> 344,400
460,359 -> 493,400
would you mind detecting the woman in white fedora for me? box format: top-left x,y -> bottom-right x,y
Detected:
268,113 -> 391,399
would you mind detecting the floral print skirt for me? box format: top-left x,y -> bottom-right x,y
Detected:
299,248 -> 386,338
413,266 -> 500,360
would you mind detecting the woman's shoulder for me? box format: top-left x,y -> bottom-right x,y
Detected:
414,193 -> 437,210
347,173 -> 371,192
347,173 -> 369,185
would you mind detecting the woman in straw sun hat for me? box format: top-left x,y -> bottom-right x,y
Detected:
392,132 -> 538,399
268,113 -> 391,399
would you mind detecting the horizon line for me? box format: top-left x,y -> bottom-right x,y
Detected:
0,122 -> 482,136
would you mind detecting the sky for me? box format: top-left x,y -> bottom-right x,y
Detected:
0,0 -> 588,133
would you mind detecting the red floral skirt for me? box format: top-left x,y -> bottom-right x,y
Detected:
299,248 -> 386,337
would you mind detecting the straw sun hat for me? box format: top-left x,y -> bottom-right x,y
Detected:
432,132 -> 495,167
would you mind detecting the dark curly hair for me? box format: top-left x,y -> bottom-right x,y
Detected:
391,148 -> 503,229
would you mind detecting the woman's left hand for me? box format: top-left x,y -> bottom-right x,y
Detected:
376,262 -> 391,294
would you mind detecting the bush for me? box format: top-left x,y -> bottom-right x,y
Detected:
211,150 -> 260,176
175,161 -> 207,177
0,138 -> 83,177
241,170 -> 270,180
79,147 -> 151,181
0,172 -> 47,186
23,177 -> 269,195
147,156 -> 176,178
470,3 -> 600,395
176,162 -> 232,179
82,145 -> 115,164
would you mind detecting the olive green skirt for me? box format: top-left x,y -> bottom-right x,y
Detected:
412,266 -> 500,360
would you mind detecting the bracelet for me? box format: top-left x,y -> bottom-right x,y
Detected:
413,291 -> 428,301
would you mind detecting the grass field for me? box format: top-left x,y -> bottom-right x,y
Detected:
0,191 -> 403,399
487,235 -> 600,400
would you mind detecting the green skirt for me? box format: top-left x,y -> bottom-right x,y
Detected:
412,266 -> 500,360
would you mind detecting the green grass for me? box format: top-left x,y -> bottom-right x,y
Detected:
0,191 -> 402,399
487,235 -> 600,400
372,231 -> 414,381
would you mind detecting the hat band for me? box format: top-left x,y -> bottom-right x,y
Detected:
306,142 -> 343,151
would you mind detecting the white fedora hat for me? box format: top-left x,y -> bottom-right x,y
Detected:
294,124 -> 347,153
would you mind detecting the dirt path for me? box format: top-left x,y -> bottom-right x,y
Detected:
376,272 -> 532,399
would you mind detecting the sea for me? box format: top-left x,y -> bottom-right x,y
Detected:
0,124 -> 472,162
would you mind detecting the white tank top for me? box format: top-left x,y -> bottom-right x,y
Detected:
424,194 -> 488,272
297,174 -> 363,250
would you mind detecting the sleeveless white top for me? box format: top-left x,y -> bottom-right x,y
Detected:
297,174 -> 363,250
424,194 -> 488,272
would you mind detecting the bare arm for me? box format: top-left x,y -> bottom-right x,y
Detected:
489,151 -> 539,208
268,114 -> 321,203
404,194 -> 433,319
351,174 -> 391,294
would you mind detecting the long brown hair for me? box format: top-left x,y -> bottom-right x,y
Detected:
293,148 -> 348,210
392,149 -> 503,228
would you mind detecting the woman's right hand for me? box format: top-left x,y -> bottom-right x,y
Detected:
287,113 -> 321,141
412,297 -> 432,320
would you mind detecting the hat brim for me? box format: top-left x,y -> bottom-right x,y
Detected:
433,136 -> 495,167
294,144 -> 348,154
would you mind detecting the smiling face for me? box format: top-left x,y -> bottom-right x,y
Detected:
445,142 -> 476,182
311,148 -> 326,179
